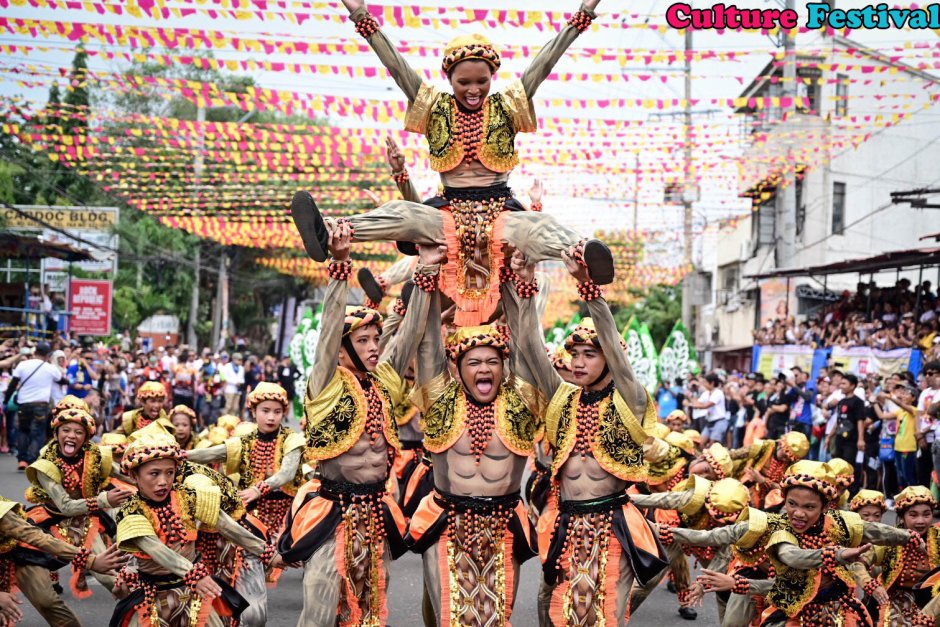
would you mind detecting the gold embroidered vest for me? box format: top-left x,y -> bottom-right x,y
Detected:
225,427 -> 306,497
303,362 -> 403,462
421,380 -> 541,456
0,497 -> 25,554
26,443 -> 112,506
546,382 -> 657,483
762,510 -> 864,617
404,80 -> 536,175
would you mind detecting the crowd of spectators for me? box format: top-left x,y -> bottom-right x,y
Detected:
752,279 -> 940,357
0,336 -> 302,469
657,359 -> 940,507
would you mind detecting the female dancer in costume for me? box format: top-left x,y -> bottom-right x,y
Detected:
292,0 -> 615,327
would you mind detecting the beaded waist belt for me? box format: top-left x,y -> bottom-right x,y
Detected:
559,491 -> 631,515
434,489 -> 520,513
400,440 -> 424,451
442,184 -> 513,203
318,477 -> 386,500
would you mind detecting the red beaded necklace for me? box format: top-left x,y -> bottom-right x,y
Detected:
362,382 -> 386,444
574,402 -> 600,459
56,454 -> 84,494
763,456 -> 787,483
454,105 -> 484,163
466,399 -> 496,464
149,498 -> 189,546
251,435 -> 278,483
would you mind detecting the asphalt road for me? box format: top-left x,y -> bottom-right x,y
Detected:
0,453 -> 720,626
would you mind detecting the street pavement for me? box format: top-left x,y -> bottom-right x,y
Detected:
0,453 -> 720,626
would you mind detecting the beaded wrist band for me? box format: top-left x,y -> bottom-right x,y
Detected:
393,298 -> 407,317
568,9 -> 594,32
184,563 -> 210,590
530,201 -> 543,212
260,542 -> 278,566
515,278 -> 539,299
71,548 -> 91,572
577,280 -> 603,301
732,574 -> 751,595
85,497 -> 100,513
820,546 -> 839,574
364,298 -> 379,311
256,482 -> 272,498
499,265 -> 517,285
114,568 -> 139,591
354,13 -> 379,38
392,170 -> 409,185
412,272 -> 438,293
658,526 -> 675,546
863,578 -> 881,598
328,259 -> 352,281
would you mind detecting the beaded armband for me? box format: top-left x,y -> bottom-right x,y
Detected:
392,170 -> 409,185
260,542 -> 278,565
412,271 -> 438,293
393,298 -> 407,317
659,526 -> 675,546
530,201 -> 543,212
256,482 -> 272,498
732,574 -> 751,595
863,578 -> 881,598
71,547 -> 91,572
354,13 -> 379,38
820,546 -> 839,574
568,9 -> 594,32
576,280 -> 602,301
85,497 -> 100,513
515,278 -> 539,299
499,266 -> 516,285
328,259 -> 352,281
184,562 -> 210,590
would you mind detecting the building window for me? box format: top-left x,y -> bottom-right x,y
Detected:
795,173 -> 805,237
832,182 -> 846,235
835,74 -> 848,117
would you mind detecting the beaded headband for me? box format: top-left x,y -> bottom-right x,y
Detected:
51,407 -> 96,435
170,405 -> 197,422
137,381 -> 166,401
564,317 -> 628,352
343,305 -> 383,337
52,394 -> 90,418
246,382 -> 289,410
701,443 -> 732,480
827,457 -> 854,489
441,35 -> 501,74
445,325 -> 509,362
121,433 -> 183,475
781,473 -> 838,502
895,486 -> 937,512
849,489 -> 887,512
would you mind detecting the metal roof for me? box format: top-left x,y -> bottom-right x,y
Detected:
0,233 -> 94,262
745,247 -> 940,280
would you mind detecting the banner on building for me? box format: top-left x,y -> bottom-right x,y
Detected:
659,321 -> 700,384
68,278 -> 112,336
831,346 -> 913,378
754,345 -> 814,379
6,205 -> 120,275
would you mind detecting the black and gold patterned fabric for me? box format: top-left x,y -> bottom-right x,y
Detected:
25,442 -> 110,506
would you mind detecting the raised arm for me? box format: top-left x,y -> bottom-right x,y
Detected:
381,253 -> 442,376
520,1 -> 600,98
36,472 -> 107,517
307,223 -> 353,399
386,136 -> 422,203
343,0 -> 423,101
508,251 -> 563,400
414,287 -> 447,390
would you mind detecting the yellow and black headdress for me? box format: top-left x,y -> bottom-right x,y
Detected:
120,431 -> 183,475
849,489 -> 886,513
445,325 -> 509,362
780,460 -> 838,502
895,485 -> 937,513
441,34 -> 501,75
343,305 -> 383,337
246,381 -> 289,411
51,407 -> 95,435
52,394 -> 90,418
779,431 -> 810,463
136,381 -> 166,402
701,442 -> 733,480
169,404 -> 197,423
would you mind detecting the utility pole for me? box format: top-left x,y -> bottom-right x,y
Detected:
681,27 -> 695,332
186,105 -> 204,348
777,0 -> 798,268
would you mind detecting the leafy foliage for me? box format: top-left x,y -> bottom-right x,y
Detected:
612,284 -> 682,349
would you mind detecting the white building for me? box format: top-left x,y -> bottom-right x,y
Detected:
700,34 -> 940,369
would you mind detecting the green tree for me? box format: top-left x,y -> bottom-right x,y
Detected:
612,284 -> 682,349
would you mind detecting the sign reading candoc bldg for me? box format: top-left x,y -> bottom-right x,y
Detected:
3,205 -> 119,275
